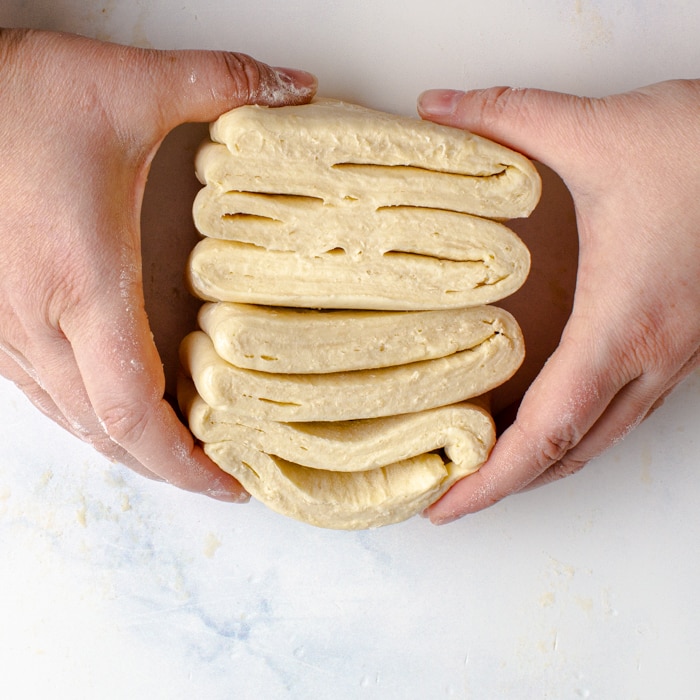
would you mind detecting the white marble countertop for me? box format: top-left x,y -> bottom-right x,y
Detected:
1,2 -> 699,698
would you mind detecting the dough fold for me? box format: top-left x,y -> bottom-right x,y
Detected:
197,302 -> 519,374
198,98 -> 541,219
178,98 -> 539,528
180,312 -> 523,422
180,379 -> 495,530
189,100 -> 535,309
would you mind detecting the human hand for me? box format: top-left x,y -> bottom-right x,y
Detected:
0,29 -> 316,500
417,79 -> 700,523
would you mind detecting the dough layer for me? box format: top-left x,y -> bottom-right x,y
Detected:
199,98 -> 541,219
181,379 -> 494,473
198,302 -> 519,374
180,379 -> 494,529
180,318 -> 523,422
190,188 -> 530,309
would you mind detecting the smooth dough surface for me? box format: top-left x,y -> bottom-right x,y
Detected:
198,302 -> 520,374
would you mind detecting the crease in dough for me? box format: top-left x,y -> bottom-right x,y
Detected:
180,323 -> 524,423
181,378 -> 494,472
197,302 -> 518,374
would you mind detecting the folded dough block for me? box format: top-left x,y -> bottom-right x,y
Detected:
189,99 -> 536,310
179,98 -> 537,527
179,380 -> 495,529
187,195 -> 530,309
198,302 -> 518,374
187,236 -> 528,309
196,98 -> 541,219
180,309 -> 524,422
181,378 -> 494,472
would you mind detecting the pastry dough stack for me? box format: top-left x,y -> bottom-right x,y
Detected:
179,99 -> 540,529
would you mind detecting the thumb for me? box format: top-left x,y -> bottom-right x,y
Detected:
417,86 -> 586,175
129,47 -> 317,130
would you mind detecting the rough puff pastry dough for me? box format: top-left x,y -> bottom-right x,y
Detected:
181,305 -> 523,422
198,98 -> 540,218
188,98 -> 535,310
189,189 -> 531,309
180,379 -> 495,530
180,99 -> 539,529
198,302 -> 520,374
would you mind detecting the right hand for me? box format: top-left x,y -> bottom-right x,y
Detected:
0,28 -> 316,500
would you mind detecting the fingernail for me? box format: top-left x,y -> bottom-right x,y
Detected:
205,472 -> 251,503
421,506 -> 462,525
418,89 -> 464,117
207,487 -> 251,504
273,67 -> 318,94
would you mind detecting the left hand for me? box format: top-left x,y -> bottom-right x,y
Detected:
417,79 -> 700,523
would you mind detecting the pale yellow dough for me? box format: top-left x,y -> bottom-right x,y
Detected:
189,188 -> 530,309
180,379 -> 495,530
198,302 -> 520,374
198,98 -> 541,219
180,314 -> 523,422
189,99 -> 535,310
179,98 -> 539,529
205,446 -> 471,530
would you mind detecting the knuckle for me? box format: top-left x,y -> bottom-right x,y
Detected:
534,457 -> 589,490
474,87 -> 511,127
539,427 -> 580,465
99,401 -> 152,448
476,86 -> 530,129
623,306 -> 696,377
217,51 -> 263,101
547,455 -> 589,484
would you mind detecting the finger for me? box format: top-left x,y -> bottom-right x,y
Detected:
425,333 -> 621,524
76,331 -> 247,501
0,344 -> 75,436
529,345 -> 700,489
9,32 -> 316,162
417,87 -> 592,181
60,272 -> 248,502
16,334 -> 166,482
526,375 -> 657,489
1,336 -> 163,481
128,46 -> 317,132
